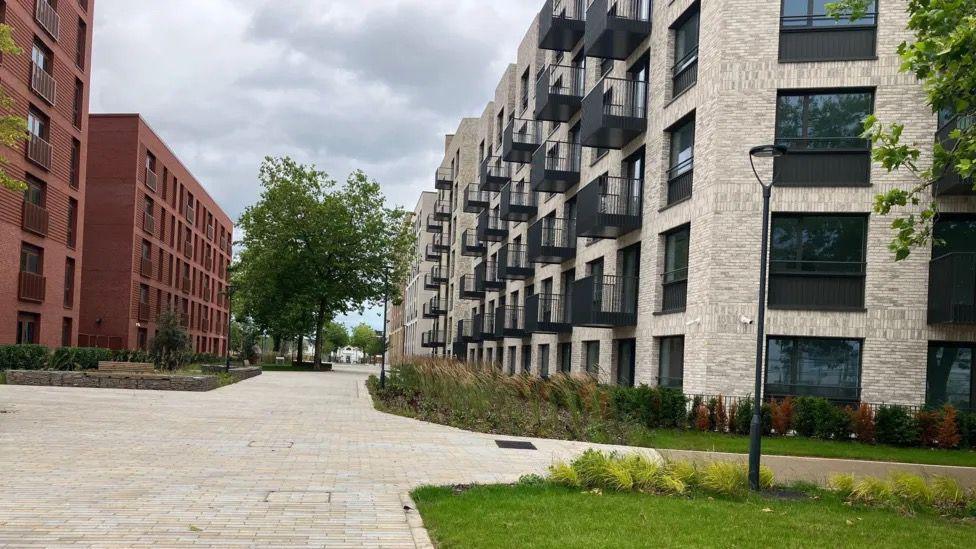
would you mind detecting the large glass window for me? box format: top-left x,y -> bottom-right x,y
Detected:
933,216 -> 976,256
664,227 -> 690,284
16,312 -> 40,345
927,344 -> 974,410
584,341 -> 600,376
539,344 -> 550,378
776,90 -> 873,150
781,0 -> 877,27
20,244 -> 42,274
771,215 -> 867,275
659,336 -> 685,390
559,342 -> 572,374
766,337 -> 862,401
672,7 -> 699,97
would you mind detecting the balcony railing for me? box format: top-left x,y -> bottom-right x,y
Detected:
576,175 -> 642,238
459,273 -> 485,300
475,260 -> 504,292
539,0 -> 586,51
498,243 -> 534,280
661,274 -> 688,313
138,302 -> 150,322
183,240 -> 193,259
527,216 -> 576,264
495,305 -> 526,338
572,274 -> 639,328
672,47 -> 698,97
435,167 -> 453,191
424,243 -> 442,261
531,140 -> 581,193
425,213 -> 444,234
30,63 -> 57,105
456,319 -> 475,344
525,293 -> 572,334
768,261 -> 866,311
779,12 -> 877,62
181,276 -> 192,293
145,167 -> 158,192
35,0 -> 60,40
502,118 -> 541,163
143,212 -> 155,234
21,201 -> 49,236
928,253 -> 976,324
478,312 -> 500,341
499,183 -> 537,222
535,64 -> 585,122
463,184 -> 491,213
479,156 -> 511,192
423,297 -> 447,319
18,271 -> 45,302
461,229 -> 487,257
140,257 -> 153,278
184,204 -> 196,224
422,330 -> 446,348
584,0 -> 651,60
27,134 -> 52,170
431,232 -> 449,253
477,210 -> 508,242
433,198 -> 451,221
774,137 -> 872,187
667,159 -> 694,205
933,115 -> 975,196
581,75 -> 648,149
424,266 -> 448,290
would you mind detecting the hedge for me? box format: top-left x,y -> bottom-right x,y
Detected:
49,347 -> 113,371
0,345 -> 161,372
0,345 -> 48,370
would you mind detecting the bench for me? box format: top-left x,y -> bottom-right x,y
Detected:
97,361 -> 155,374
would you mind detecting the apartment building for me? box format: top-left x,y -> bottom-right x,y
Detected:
79,114 -> 233,354
0,0 -> 94,348
400,190 -> 441,358
419,0 -> 976,409
386,297 -> 405,365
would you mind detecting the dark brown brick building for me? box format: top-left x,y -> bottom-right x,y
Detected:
0,0 -> 94,347
80,114 -> 232,354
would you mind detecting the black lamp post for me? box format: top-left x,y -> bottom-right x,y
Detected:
747,144 -> 788,491
380,268 -> 389,389
220,284 -> 236,369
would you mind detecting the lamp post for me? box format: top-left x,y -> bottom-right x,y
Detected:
747,144 -> 788,491
380,268 -> 389,389
220,284 -> 237,369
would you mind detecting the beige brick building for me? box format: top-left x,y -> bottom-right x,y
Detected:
416,0 -> 976,408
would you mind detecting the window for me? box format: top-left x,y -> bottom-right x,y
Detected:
141,239 -> 151,261
766,337 -> 862,401
668,116 -> 695,204
67,199 -> 77,248
69,138 -> 81,188
76,18 -> 87,68
539,344 -> 550,378
519,68 -> 530,113
61,317 -> 72,347
775,90 -> 873,151
522,345 -> 531,374
63,258 -> 75,308
72,79 -> 83,128
25,176 -> 45,207
616,339 -> 636,387
137,327 -> 148,351
662,226 -> 690,312
31,39 -> 52,73
584,341 -> 600,376
672,6 -> 699,97
781,0 -> 876,28
28,107 -> 49,139
17,312 -> 40,344
559,342 -> 572,374
659,336 -> 685,390
779,1 -> 878,62
20,244 -> 43,274
770,214 -> 867,309
933,216 -> 976,256
927,343 -> 974,410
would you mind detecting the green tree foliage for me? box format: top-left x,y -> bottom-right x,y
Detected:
150,309 -> 192,371
0,24 -> 28,192
350,323 -> 382,357
323,321 -> 349,355
827,0 -> 976,259
235,157 -> 414,368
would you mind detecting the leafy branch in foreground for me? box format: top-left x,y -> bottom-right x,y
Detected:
0,24 -> 27,192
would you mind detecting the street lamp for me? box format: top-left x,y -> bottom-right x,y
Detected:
747,143 -> 788,491
380,267 -> 389,389
219,284 -> 237,369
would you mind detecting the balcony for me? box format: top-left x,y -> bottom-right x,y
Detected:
459,274 -> 485,300
463,185 -> 490,213
580,75 -> 648,149
181,276 -> 192,293
431,233 -> 449,253
477,210 -> 507,242
470,314 -> 484,343
495,306 -> 526,338
667,159 -> 694,205
499,183 -> 537,222
530,140 -> 581,193
584,0 -> 652,60
435,167 -> 453,191
30,63 -> 57,106
928,253 -> 976,324
475,261 -> 504,292
452,340 -> 468,359
422,330 -> 446,348
498,243 -> 534,280
18,271 -> 46,303
456,319 -> 476,344
184,204 -> 196,225
140,257 -> 153,278
433,198 -> 451,221
538,0 -> 586,51
143,212 -> 155,234
425,214 -> 444,234
479,156 -> 511,192
525,293 -> 572,334
478,312 -> 501,341
27,133 -> 52,170
576,175 -> 642,239
423,297 -> 447,319
21,201 -> 49,236
774,138 -> 872,187
933,115 -> 975,196
143,167 -> 158,192
424,244 -> 442,262
527,216 -> 576,264
535,64 -> 584,122
183,240 -> 193,259
35,0 -> 60,40
424,266 -> 448,290
461,229 -> 487,257
502,118 -> 540,163
779,13 -> 877,62
572,274 -> 639,328
207,224 -> 215,240
138,302 -> 150,322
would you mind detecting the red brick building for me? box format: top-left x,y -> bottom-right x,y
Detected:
0,0 -> 94,347
80,114 -> 232,354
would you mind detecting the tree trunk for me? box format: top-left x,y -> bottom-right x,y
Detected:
273,334 -> 282,353
296,335 -> 304,366
313,301 -> 326,369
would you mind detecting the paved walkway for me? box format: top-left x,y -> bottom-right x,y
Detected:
0,366 -> 655,548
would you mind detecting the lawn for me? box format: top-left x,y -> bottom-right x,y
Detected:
635,429 -> 976,468
412,484 -> 976,548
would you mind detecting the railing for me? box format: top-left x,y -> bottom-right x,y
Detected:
661,267 -> 688,312
543,141 -> 582,173
459,274 -> 483,297
35,0 -> 60,40
145,167 -> 158,192
595,175 -> 642,216
435,167 -> 453,185
30,63 -> 57,105
527,293 -> 572,331
183,240 -> 193,258
21,201 -> 49,236
143,212 -> 155,234
185,204 -> 196,224
461,229 -> 486,255
505,118 -> 540,147
501,243 -> 529,269
431,232 -> 449,251
573,274 -> 639,326
464,185 -> 491,211
597,76 -> 647,119
548,0 -> 585,21
501,184 -> 537,210
933,114 -> 975,196
140,257 -> 153,278
667,158 -> 694,205
776,136 -> 871,151
671,47 -> 698,97
181,276 -> 192,293
780,11 -> 877,29
769,260 -> 866,309
456,319 -> 475,342
422,330 -> 446,347
537,63 -> 585,98
928,253 -> 976,324
774,137 -> 871,186
480,156 -> 511,189
433,199 -> 451,218
528,216 -> 576,263
477,260 -> 502,287
600,0 -> 650,22
207,224 -> 215,240
27,133 -> 52,169
18,271 -> 46,302
497,305 -> 525,333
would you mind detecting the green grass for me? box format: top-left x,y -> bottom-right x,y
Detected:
633,429 -> 976,468
0,371 -> 6,384
412,484 -> 976,549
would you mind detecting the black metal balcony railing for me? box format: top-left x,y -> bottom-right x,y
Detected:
471,314 -> 485,343
928,253 -> 975,324
433,199 -> 451,221
531,140 -> 581,193
435,167 -> 453,191
431,233 -> 449,253
934,115 -> 975,196
584,0 -> 652,60
581,75 -> 648,149
463,185 -> 491,213
475,261 -> 504,292
672,47 -> 698,97
774,137 -> 872,187
424,267 -> 447,290
525,293 -> 572,334
572,274 -> 639,328
422,330 -> 446,348
498,243 -> 534,280
539,0 -> 586,51
424,243 -> 442,261
667,158 -> 694,205
479,311 -> 501,341
499,183 -> 538,222
479,156 -> 511,192
461,229 -> 487,257
425,214 -> 444,234
765,383 -> 861,403
779,12 -> 877,63
768,260 -> 866,310
423,297 -> 447,319
527,216 -> 576,264
459,273 -> 485,300
477,210 -> 508,242
661,268 -> 688,313
495,306 -> 526,338
502,118 -> 541,163
576,175 -> 642,239
31,63 -> 57,106
456,319 -> 476,344
535,64 -> 585,122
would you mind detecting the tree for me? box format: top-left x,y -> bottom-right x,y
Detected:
350,323 -> 382,358
0,24 -> 28,192
323,321 -> 349,356
827,0 -> 976,259
235,157 -> 414,369
150,309 -> 191,371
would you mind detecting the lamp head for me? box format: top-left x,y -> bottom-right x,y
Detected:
749,144 -> 788,159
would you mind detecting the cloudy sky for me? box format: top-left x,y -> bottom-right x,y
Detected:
90,0 -> 539,329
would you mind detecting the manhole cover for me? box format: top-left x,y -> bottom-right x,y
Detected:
495,440 -> 537,450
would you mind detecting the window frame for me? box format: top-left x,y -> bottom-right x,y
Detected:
774,88 -> 875,151
765,335 -> 864,402
926,342 -> 975,411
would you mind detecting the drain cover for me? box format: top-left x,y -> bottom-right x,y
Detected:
495,440 -> 537,450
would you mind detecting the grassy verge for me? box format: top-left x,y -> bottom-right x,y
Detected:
412,483 -> 976,548
0,371 -> 6,384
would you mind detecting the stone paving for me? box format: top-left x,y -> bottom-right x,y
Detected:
0,365 -> 656,548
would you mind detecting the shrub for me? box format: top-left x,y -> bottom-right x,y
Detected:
889,472 -> 934,507
769,397 -> 793,436
713,396 -> 728,433
687,395 -> 704,426
49,347 -> 112,371
150,309 -> 192,371
959,411 -> 976,449
658,388 -> 687,428
829,474 -> 856,498
833,473 -> 975,516
850,476 -> 894,505
936,406 -> 962,449
875,405 -> 920,446
111,349 -> 152,363
700,461 -> 773,495
0,344 -> 48,370
850,403 -> 876,443
732,398 -> 752,435
548,462 -> 580,488
916,409 -> 942,447
931,476 -> 966,509
694,404 -> 711,431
